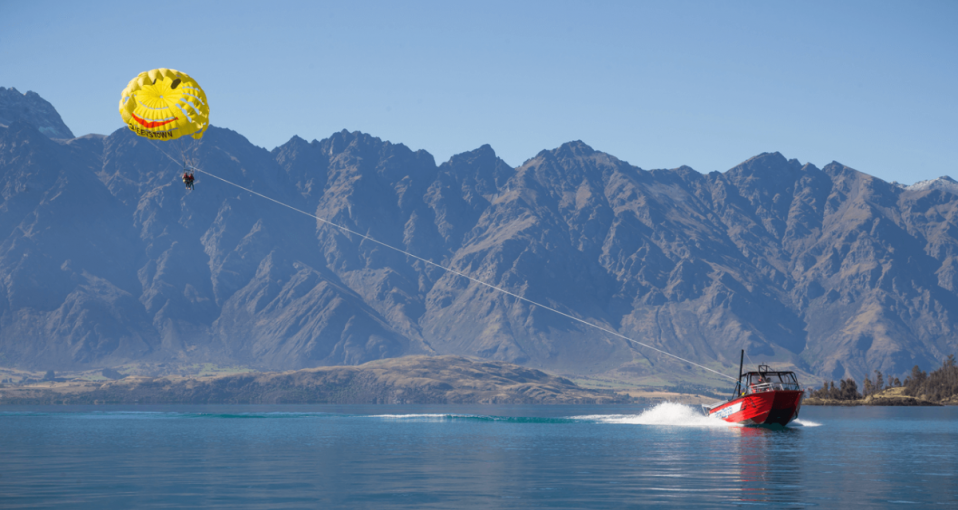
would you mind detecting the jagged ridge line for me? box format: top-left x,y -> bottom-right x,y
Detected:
149,140 -> 736,381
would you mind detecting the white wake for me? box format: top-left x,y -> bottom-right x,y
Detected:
367,414 -> 464,421
575,402 -> 739,428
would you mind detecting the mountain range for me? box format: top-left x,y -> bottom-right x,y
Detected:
1,87 -> 956,385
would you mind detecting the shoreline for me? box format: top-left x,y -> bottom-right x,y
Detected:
0,356 -> 638,406
803,397 -> 944,407
803,386 -> 954,406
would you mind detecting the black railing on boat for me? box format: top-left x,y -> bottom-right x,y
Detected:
743,381 -> 802,394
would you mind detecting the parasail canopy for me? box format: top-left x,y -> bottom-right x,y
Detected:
119,68 -> 209,141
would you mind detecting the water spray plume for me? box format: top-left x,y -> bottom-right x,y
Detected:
578,402 -> 739,428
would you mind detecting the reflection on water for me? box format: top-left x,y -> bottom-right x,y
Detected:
732,425 -> 805,505
0,405 -> 955,508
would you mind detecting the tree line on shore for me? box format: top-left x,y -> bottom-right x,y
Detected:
808,355 -> 958,402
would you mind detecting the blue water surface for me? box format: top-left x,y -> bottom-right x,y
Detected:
0,404 -> 955,508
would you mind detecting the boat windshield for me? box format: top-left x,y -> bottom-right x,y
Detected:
739,371 -> 801,394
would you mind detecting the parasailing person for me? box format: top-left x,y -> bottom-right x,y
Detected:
118,68 -> 209,191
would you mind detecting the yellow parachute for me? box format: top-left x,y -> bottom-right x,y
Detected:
119,68 -> 209,141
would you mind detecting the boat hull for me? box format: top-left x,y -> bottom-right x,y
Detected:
708,390 -> 803,426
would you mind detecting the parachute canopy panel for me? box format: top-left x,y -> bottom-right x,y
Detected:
119,68 -> 209,141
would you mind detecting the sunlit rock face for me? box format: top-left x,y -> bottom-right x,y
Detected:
0,93 -> 956,383
0,87 -> 74,139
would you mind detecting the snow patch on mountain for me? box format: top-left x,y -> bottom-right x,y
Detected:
898,176 -> 958,194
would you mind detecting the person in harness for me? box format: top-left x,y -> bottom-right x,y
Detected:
183,170 -> 195,190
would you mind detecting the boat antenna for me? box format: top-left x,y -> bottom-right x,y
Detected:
146,140 -> 738,382
734,349 -> 744,397
738,350 -> 745,380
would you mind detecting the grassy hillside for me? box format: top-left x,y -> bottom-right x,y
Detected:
0,356 -> 631,405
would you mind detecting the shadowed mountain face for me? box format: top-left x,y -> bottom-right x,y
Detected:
0,96 -> 956,382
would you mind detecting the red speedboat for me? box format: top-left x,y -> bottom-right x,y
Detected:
707,351 -> 804,426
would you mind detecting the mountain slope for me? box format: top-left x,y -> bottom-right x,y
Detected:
0,355 -> 627,405
0,92 -> 956,383
0,88 -> 74,139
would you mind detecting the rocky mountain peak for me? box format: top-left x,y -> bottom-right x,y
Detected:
285,134 -> 309,146
727,152 -> 801,179
271,135 -> 315,166
554,140 -> 596,159
319,129 -> 390,156
905,175 -> 958,194
444,143 -> 498,168
0,87 -> 74,139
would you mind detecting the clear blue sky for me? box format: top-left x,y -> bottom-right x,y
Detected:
1,0 -> 955,183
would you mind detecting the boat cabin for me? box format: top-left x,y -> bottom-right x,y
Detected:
734,365 -> 801,397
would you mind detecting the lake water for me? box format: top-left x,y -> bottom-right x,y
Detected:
1,403 -> 955,508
